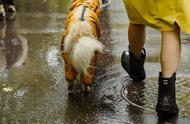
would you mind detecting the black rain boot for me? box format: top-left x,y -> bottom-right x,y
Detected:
156,72 -> 179,116
121,46 -> 146,82
6,0 -> 15,5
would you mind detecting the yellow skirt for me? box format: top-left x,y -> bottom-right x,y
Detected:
123,0 -> 190,34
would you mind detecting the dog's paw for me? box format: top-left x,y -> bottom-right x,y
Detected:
67,81 -> 74,91
84,85 -> 92,93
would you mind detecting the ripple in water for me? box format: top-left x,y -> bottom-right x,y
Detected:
121,76 -> 190,117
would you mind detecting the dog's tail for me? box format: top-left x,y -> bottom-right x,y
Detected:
64,22 -> 104,74
72,36 -> 103,74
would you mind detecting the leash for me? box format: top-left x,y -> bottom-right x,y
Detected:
80,6 -> 87,21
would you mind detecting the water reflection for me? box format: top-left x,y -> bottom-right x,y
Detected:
0,20 -> 28,78
125,81 -> 145,124
64,93 -> 98,124
157,114 -> 179,124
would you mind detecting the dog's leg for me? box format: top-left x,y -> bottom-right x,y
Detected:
64,55 -> 77,91
67,80 -> 74,92
61,36 -> 77,92
81,52 -> 98,92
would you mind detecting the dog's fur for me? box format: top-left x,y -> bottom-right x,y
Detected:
61,0 -> 104,91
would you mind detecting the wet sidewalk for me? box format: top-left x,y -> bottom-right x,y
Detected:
0,0 -> 190,124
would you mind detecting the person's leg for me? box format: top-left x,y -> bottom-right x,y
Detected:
128,23 -> 146,57
6,0 -> 16,12
6,0 -> 15,5
5,0 -> 16,20
161,27 -> 181,78
0,0 -> 3,4
121,23 -> 146,82
156,26 -> 181,115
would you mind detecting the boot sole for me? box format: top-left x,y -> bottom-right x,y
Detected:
156,105 -> 179,116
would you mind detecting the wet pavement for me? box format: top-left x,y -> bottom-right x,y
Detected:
0,0 -> 190,124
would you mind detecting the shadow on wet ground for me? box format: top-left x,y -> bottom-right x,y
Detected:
0,0 -> 190,124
